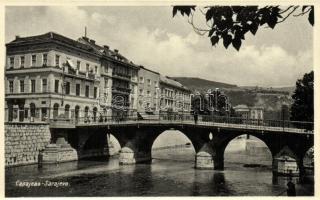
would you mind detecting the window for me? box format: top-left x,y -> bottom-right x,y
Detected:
139,77 -> 144,83
86,63 -> 90,72
41,108 -> 47,121
77,60 -> 80,70
65,82 -> 70,95
42,79 -> 47,92
85,85 -> 89,97
139,89 -> 143,95
147,90 -> 151,96
95,66 -> 98,73
147,79 -> 151,85
76,84 -> 80,96
9,81 -> 13,93
30,103 -> 36,118
31,80 -> 36,93
20,80 -> 24,93
53,103 -> 59,119
9,57 -> 14,68
32,55 -> 36,66
54,80 -> 59,93
43,54 -> 47,65
20,56 -> 25,68
104,79 -> 108,88
105,66 -> 108,73
154,81 -> 158,87
94,87 -> 98,98
55,54 -> 60,67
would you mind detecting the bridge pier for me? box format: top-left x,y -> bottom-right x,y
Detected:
119,149 -> 151,164
118,130 -> 153,165
272,146 -> 301,176
39,134 -> 78,165
195,142 -> 224,170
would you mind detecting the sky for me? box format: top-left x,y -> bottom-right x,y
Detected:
5,6 -> 313,87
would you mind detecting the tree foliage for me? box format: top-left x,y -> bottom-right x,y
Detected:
290,71 -> 314,122
173,5 -> 314,51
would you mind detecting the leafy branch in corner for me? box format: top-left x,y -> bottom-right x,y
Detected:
172,5 -> 314,51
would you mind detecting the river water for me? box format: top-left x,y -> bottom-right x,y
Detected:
5,147 -> 314,197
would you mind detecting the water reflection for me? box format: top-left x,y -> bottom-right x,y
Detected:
5,152 -> 314,197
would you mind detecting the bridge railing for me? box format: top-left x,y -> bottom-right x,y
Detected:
75,113 -> 313,132
199,115 -> 313,131
4,107 -> 313,132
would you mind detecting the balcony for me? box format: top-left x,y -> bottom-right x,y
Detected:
65,68 -> 99,81
112,86 -> 131,94
112,72 -> 131,81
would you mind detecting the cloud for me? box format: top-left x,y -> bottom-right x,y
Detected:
115,23 -> 312,87
5,6 -> 313,87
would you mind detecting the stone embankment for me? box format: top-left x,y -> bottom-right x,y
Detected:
5,123 -> 51,167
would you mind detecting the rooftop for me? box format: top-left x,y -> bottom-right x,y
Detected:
7,32 -> 95,53
160,75 -> 190,91
139,65 -> 160,75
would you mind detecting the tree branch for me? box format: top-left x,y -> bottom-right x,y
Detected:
188,13 -> 210,36
277,6 -> 299,24
293,7 -> 312,17
279,6 -> 294,14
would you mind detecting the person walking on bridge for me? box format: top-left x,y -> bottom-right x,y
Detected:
194,111 -> 198,124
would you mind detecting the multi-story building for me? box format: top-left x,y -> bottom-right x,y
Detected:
5,32 -> 103,123
5,32 -> 191,123
159,75 -> 191,114
137,66 -> 160,115
77,37 -> 139,118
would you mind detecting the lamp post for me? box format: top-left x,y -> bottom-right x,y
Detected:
215,88 -> 219,112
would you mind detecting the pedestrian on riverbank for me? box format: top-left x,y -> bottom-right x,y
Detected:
287,177 -> 296,196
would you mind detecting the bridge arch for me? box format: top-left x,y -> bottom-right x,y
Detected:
151,129 -> 196,161
223,134 -> 273,167
80,129 -> 122,159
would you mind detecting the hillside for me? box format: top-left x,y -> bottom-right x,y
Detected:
171,77 -> 238,92
172,77 -> 294,117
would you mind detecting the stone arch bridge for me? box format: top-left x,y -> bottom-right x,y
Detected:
47,114 -> 314,176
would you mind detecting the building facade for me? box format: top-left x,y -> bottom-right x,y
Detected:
5,33 -> 102,123
137,66 -> 160,115
5,32 -> 191,123
77,36 -> 139,118
159,75 -> 191,114
233,104 -> 264,120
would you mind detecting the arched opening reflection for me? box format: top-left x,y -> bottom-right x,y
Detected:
151,130 -> 195,162
303,146 -> 314,175
224,134 -> 272,168
109,134 -> 121,155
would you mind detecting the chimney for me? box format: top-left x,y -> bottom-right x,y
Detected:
15,35 -> 20,40
103,45 -> 109,50
82,36 -> 89,42
114,49 -> 119,53
90,39 -> 96,44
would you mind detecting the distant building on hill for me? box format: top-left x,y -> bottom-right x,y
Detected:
233,104 -> 264,120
